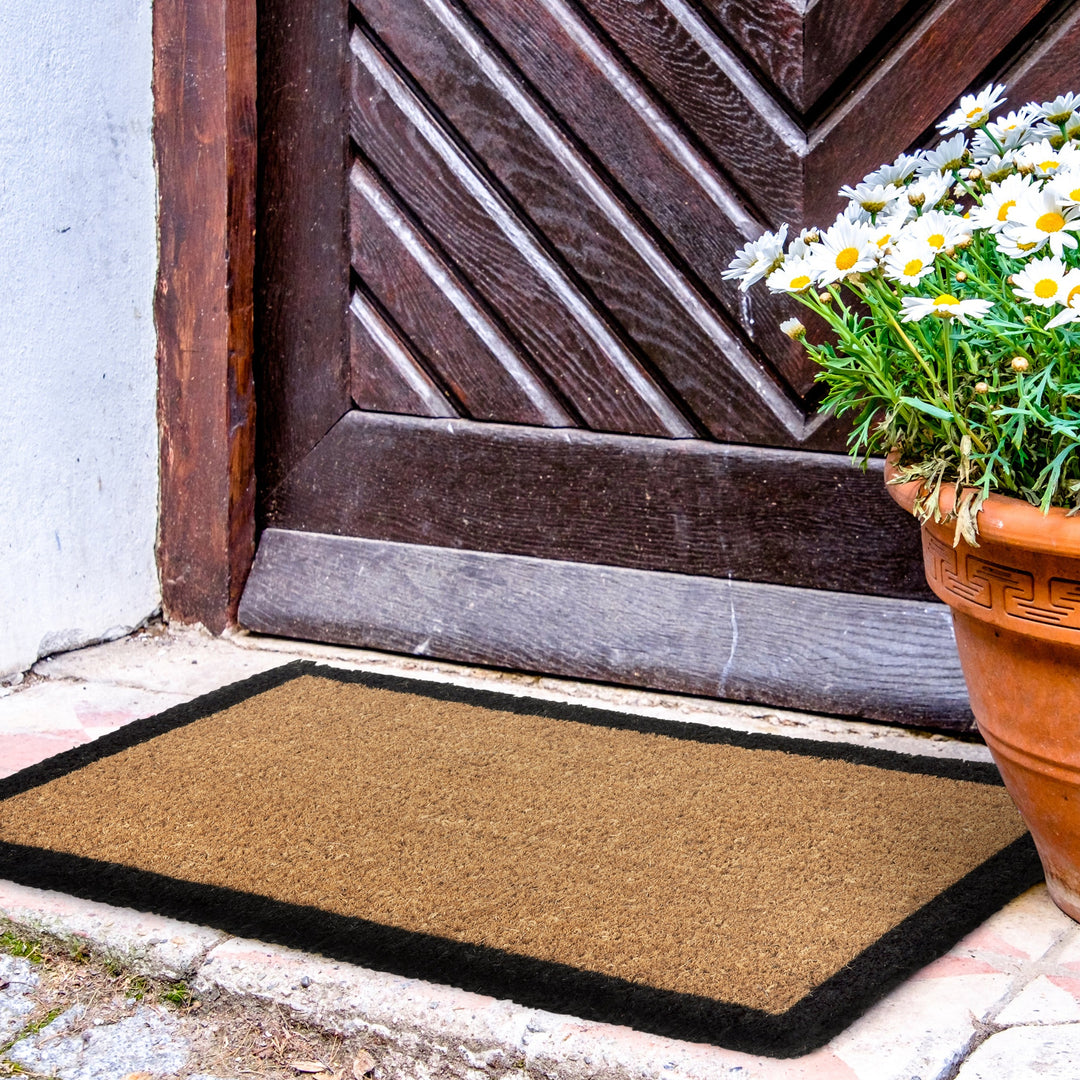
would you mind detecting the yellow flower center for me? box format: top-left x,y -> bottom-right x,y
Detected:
1018,241 -> 1039,251
966,106 -> 984,120
790,274 -> 811,290
1035,278 -> 1059,299
1071,187 -> 1080,202
835,247 -> 859,270
876,234 -> 892,249
997,200 -> 1016,222
933,294 -> 960,308
1037,211 -> 1066,233
927,232 -> 946,248
1039,160 -> 1060,172
903,258 -> 924,276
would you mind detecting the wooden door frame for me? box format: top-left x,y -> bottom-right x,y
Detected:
154,0 -> 258,633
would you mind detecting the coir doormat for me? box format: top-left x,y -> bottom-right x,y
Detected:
0,662 -> 1041,1057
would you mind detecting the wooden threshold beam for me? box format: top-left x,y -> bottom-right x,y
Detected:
239,528 -> 972,730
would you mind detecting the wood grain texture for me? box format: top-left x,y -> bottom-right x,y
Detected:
358,0 -> 815,430
239,528 -> 972,729
264,411 -> 931,600
569,0 -> 804,224
350,27 -> 697,438
806,0 -> 1054,223
256,0 -> 352,498
154,0 -> 257,632
349,158 -> 575,425
997,2 -> 1080,110
697,0 -> 913,113
349,292 -> 460,418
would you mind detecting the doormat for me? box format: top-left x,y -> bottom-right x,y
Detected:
0,662 -> 1041,1057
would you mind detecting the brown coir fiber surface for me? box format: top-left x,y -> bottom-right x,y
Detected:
0,672 -> 1025,1015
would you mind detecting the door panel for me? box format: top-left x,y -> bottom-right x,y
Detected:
246,0 -> 1080,728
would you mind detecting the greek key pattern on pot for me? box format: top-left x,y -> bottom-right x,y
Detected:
924,533 -> 1080,630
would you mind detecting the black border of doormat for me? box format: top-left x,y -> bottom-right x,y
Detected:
0,661 -> 1044,1058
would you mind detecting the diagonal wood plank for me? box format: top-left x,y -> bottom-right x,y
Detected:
350,25 -> 699,438
350,157 -> 575,425
697,0 -> 914,113
358,0 -> 817,427
349,289 -> 461,418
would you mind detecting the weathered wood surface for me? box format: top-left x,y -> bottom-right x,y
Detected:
350,27 -> 697,439
1001,3 -> 1080,107
698,0 -> 911,113
349,292 -> 459,418
256,0 -> 352,498
239,529 -> 972,730
236,0 -> 1080,726
264,411 -> 930,600
349,160 -> 574,425
154,0 -> 256,632
805,0 -> 1056,223
357,0 -> 816,414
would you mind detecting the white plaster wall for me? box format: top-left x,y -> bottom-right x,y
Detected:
0,4 -> 160,677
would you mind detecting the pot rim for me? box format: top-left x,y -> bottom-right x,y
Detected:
884,453 -> 1080,559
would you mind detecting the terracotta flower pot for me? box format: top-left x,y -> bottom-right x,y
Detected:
887,463 -> 1080,921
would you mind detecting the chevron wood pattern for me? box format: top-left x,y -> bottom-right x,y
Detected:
345,0 -> 1080,451
246,0 -> 1080,724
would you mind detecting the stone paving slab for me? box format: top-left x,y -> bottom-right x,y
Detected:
7,1002 -> 192,1080
0,879 -> 227,982
0,680 -> 191,778
30,624 -> 994,763
954,1024 -> 1080,1079
0,953 -> 38,1039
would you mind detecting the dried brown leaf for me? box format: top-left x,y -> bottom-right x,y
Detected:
289,1061 -> 330,1075
352,1050 -> 377,1078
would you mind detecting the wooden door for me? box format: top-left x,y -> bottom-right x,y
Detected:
239,0 -> 1080,730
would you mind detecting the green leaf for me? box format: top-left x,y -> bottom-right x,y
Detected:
899,396 -> 955,421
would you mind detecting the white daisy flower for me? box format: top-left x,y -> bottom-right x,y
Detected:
841,201 -> 873,225
1046,277 -> 1080,328
916,133 -> 969,175
905,172 -> 953,211
971,109 -> 1038,158
869,208 -> 912,255
838,181 -> 902,214
1011,255 -> 1072,307
900,293 -> 994,325
976,153 -> 1019,184
1045,268 -> 1080,329
779,317 -> 807,340
1002,187 -> 1080,256
995,228 -> 1047,259
1046,302 -> 1080,329
811,219 -> 879,284
786,227 -> 822,259
1050,169 -> 1080,206
723,225 -> 788,290
863,153 -> 922,187
766,257 -> 818,294
967,172 -> 1036,233
883,242 -> 937,285
938,83 -> 1008,134
1036,92 -> 1080,125
903,209 -> 971,252
1013,137 -> 1080,176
